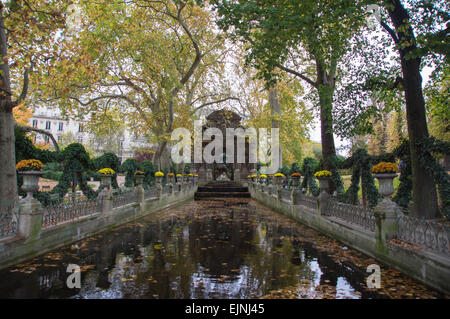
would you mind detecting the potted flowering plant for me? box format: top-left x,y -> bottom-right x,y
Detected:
176,173 -> 183,183
251,174 -> 258,182
274,173 -> 285,185
167,172 -> 175,184
371,162 -> 398,197
16,159 -> 44,198
267,174 -> 274,185
134,171 -> 145,186
98,168 -> 115,189
314,170 -> 332,191
290,172 -> 302,187
259,174 -> 267,184
155,171 -> 164,184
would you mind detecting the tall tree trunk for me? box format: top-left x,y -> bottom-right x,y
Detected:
387,0 -> 439,218
0,12 -> 17,211
269,87 -> 282,171
0,108 -> 17,210
316,62 -> 337,194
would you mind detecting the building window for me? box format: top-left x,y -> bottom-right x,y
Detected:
44,135 -> 50,143
45,121 -> 51,130
58,122 -> 64,131
32,120 -> 38,128
78,124 -> 84,132
57,136 -> 63,143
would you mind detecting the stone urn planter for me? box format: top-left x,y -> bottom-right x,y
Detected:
291,174 -> 301,188
20,171 -> 43,199
251,175 -> 258,183
100,175 -> 113,189
373,173 -> 397,197
167,174 -> 175,185
267,175 -> 274,186
316,177 -> 330,192
274,174 -> 285,186
183,175 -> 189,183
135,174 -> 144,186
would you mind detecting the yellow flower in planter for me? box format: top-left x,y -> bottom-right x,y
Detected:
291,172 -> 302,177
251,175 -> 258,178
371,162 -> 398,174
16,159 -> 44,171
176,174 -> 182,177
168,173 -> 175,176
98,168 -> 115,175
259,174 -> 267,178
155,171 -> 164,177
188,174 -> 194,177
135,171 -> 145,175
314,170 -> 332,178
274,173 -> 285,177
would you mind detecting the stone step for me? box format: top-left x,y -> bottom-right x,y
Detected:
197,187 -> 248,193
194,192 -> 251,200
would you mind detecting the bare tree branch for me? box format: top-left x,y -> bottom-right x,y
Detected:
15,123 -> 60,152
191,97 -> 241,114
276,64 -> 317,88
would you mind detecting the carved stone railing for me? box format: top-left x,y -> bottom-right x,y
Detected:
397,216 -> 449,256
300,194 -> 318,211
42,199 -> 100,229
145,187 -> 160,199
0,205 -> 20,240
322,199 -> 376,233
280,188 -> 291,201
112,189 -> 139,208
162,185 -> 172,195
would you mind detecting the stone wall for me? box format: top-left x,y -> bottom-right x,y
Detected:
0,182 -> 197,270
248,181 -> 450,295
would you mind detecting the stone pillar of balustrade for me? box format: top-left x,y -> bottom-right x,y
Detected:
99,187 -> 112,214
157,183 -> 163,198
206,168 -> 213,182
18,195 -> 43,241
234,168 -> 240,183
317,191 -> 330,216
136,184 -> 144,204
374,197 -> 402,252
291,189 -> 303,205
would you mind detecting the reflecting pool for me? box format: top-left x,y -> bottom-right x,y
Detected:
0,199 -> 444,299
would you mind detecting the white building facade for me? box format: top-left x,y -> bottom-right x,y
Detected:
30,107 -> 152,163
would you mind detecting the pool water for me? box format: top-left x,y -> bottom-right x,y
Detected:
0,199 -> 443,299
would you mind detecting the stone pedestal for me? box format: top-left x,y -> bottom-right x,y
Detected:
99,188 -> 112,214
234,169 -> 240,183
18,197 -> 43,241
137,185 -> 144,204
374,198 -> 402,252
317,191 -> 330,216
276,186 -> 282,201
206,169 -> 213,181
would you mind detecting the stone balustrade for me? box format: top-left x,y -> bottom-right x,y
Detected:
0,179 -> 198,270
247,179 -> 450,295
